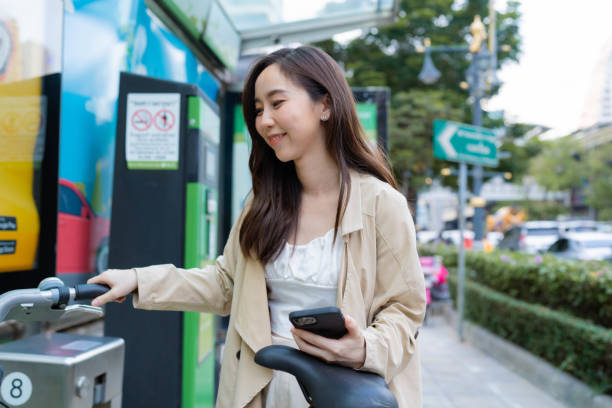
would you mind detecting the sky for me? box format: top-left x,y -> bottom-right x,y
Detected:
486,0 -> 612,134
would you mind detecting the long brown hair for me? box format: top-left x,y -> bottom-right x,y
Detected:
240,46 -> 396,263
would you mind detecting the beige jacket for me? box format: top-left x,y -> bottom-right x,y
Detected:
132,170 -> 426,408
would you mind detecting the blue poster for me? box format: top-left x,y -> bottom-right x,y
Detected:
58,0 -> 219,279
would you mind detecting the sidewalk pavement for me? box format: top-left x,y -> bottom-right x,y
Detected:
419,314 -> 566,408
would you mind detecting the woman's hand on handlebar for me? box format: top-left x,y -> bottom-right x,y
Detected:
87,269 -> 138,306
290,314 -> 366,370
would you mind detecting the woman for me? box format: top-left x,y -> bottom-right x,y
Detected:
89,46 -> 426,408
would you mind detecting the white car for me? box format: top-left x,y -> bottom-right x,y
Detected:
597,223 -> 612,233
546,232 -> 612,262
523,221 -> 560,254
486,231 -> 504,248
416,229 -> 440,245
559,219 -> 599,234
440,229 -> 475,246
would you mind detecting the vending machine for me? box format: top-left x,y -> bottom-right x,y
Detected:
105,72 -> 219,408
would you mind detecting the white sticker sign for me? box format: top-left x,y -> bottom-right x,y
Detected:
1,372 -> 33,406
126,93 -> 181,170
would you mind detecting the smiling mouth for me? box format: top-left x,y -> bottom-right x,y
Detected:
268,133 -> 286,146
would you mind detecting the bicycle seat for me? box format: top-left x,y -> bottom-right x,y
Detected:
255,345 -> 398,408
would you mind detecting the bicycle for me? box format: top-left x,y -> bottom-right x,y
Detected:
0,279 -> 398,407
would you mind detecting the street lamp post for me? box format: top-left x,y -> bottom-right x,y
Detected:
418,17 -> 498,245
467,46 -> 492,244
419,12 -> 500,340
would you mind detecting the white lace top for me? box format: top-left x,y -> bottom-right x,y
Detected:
264,228 -> 344,338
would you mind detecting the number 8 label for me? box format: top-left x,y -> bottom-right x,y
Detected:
1,372 -> 32,406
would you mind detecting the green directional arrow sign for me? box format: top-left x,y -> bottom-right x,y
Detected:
433,119 -> 498,167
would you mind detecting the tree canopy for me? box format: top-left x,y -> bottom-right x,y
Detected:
526,135 -> 612,220
314,0 -> 523,201
585,141 -> 612,220
529,138 -> 586,193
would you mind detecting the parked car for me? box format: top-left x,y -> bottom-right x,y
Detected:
486,231 -> 504,248
416,229 -> 439,245
496,225 -> 525,251
597,223 -> 612,233
440,229 -> 475,247
546,232 -> 612,262
523,220 -> 560,254
559,219 -> 599,234
56,179 -> 110,276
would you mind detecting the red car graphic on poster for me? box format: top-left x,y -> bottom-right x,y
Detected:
56,178 -> 110,275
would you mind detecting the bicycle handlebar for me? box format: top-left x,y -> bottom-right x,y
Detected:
0,279 -> 110,323
74,284 -> 111,301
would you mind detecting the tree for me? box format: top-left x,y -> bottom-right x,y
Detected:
314,1 -> 523,198
317,0 -> 521,91
495,123 -> 544,183
389,89 -> 465,208
528,137 -> 587,196
585,142 -> 612,220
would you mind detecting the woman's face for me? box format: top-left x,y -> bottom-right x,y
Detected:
254,64 -> 329,163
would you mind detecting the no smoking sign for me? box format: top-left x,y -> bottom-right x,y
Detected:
131,109 -> 152,131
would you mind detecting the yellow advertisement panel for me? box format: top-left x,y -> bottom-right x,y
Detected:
0,78 -> 44,272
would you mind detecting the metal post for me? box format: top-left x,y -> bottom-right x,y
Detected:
457,162 -> 467,341
472,51 -> 485,243
489,0 -> 497,64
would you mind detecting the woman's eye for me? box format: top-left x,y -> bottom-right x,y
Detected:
272,100 -> 284,108
255,108 -> 263,116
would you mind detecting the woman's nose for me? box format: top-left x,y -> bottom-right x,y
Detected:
260,109 -> 274,127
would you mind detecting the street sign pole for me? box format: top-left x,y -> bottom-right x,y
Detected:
433,118 -> 498,342
457,162 -> 467,341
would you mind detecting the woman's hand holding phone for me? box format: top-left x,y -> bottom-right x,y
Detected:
87,269 -> 138,306
291,314 -> 366,369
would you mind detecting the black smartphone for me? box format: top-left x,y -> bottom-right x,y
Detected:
289,306 -> 348,339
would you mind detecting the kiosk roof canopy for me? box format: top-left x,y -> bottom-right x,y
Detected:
147,0 -> 398,81
220,0 -> 395,30
220,0 -> 399,53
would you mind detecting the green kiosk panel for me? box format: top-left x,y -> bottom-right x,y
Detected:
106,72 -> 218,408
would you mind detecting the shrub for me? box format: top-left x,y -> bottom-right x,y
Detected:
420,244 -> 612,328
447,273 -> 612,394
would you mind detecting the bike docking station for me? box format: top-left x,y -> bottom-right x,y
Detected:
104,73 -> 220,408
0,278 -> 125,408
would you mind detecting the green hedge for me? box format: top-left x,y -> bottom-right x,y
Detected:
420,244 -> 612,328
447,273 -> 612,394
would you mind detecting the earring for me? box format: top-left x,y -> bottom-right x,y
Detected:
321,114 -> 329,121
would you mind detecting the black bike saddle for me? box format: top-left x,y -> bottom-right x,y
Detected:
255,345 -> 398,408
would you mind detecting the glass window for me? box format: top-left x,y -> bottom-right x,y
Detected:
527,228 -> 558,236
582,240 -> 612,249
549,239 -> 568,253
572,226 -> 598,232
0,0 -> 63,82
59,185 -> 84,216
